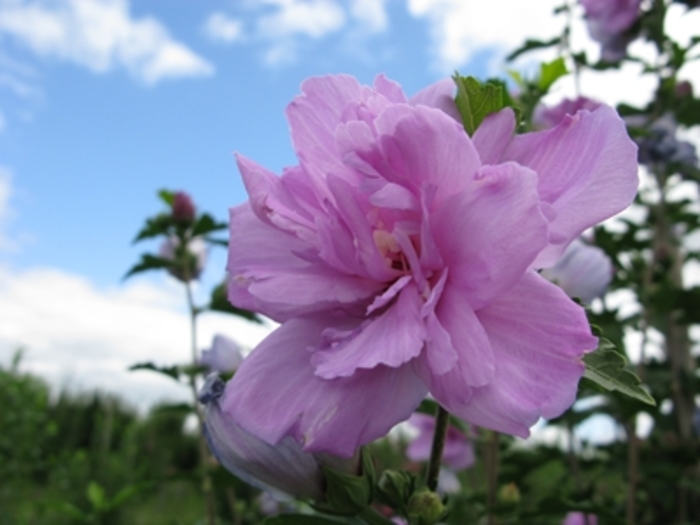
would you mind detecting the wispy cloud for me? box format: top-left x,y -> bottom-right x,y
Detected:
203,12 -> 244,44
0,0 -> 214,85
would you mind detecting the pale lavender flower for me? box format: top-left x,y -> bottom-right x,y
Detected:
406,413 -> 474,471
223,74 -> 638,457
580,0 -> 641,61
159,235 -> 207,282
637,114 -> 698,168
533,97 -> 603,129
563,512 -> 598,525
199,374 -> 358,500
542,238 -> 613,303
200,335 -> 243,373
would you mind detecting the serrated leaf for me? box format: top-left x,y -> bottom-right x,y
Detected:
452,75 -> 505,136
506,37 -> 561,61
158,189 -> 175,206
538,57 -> 568,92
123,254 -> 173,280
129,361 -> 181,381
191,213 -> 228,237
583,340 -> 655,405
209,282 -> 262,323
132,213 -> 173,243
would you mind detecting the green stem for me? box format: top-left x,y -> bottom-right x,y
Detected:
358,506 -> 397,525
426,405 -> 450,492
185,282 -> 217,525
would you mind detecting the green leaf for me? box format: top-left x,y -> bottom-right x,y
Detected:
263,515 -> 364,524
506,37 -> 561,61
158,189 -> 175,207
583,340 -> 656,406
132,213 -> 173,243
110,482 -> 152,508
128,362 -> 181,381
322,449 -> 375,515
191,213 -> 228,237
123,254 -> 173,280
538,57 -> 568,92
452,75 -> 505,136
209,282 -> 262,323
87,481 -> 106,511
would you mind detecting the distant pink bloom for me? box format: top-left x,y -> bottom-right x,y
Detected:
580,0 -> 641,61
534,97 -> 603,129
542,238 -> 613,303
172,191 -> 196,222
406,413 -> 474,471
159,235 -> 207,282
200,375 -> 358,501
223,74 -> 638,457
200,335 -> 244,373
563,512 -> 598,525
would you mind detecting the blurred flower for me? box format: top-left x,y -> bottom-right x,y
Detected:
172,191 -> 196,222
199,374 -> 359,501
563,512 -> 598,525
636,114 -> 698,168
580,0 -> 641,61
200,335 -> 243,373
533,97 -> 603,129
541,238 -> 613,303
159,235 -> 207,282
406,413 -> 474,471
223,74 -> 638,457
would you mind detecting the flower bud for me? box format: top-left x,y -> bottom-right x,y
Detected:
498,482 -> 521,505
199,374 -> 359,501
200,335 -> 243,373
159,235 -> 207,282
407,488 -> 447,525
172,191 -> 196,222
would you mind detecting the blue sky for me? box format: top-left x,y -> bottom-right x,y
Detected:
0,0 -> 698,416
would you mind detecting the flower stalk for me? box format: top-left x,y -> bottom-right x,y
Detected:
425,405 -> 450,492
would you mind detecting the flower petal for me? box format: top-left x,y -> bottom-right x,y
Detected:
504,105 -> 638,266
431,161 -> 548,309
223,315 -> 428,457
472,108 -> 516,165
409,77 -> 460,122
450,272 -> 596,437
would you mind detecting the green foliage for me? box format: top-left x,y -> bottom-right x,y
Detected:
452,75 -> 506,135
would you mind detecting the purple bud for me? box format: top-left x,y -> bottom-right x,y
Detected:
542,238 -> 613,303
172,191 -> 196,222
200,335 -> 244,373
199,375 -> 359,501
675,81 -> 693,98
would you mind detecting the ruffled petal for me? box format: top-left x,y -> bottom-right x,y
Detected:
431,161 -> 548,309
472,108 -> 517,165
503,106 -> 638,266
223,314 -> 428,457
409,77 -> 460,122
228,204 -> 380,321
449,272 -> 596,437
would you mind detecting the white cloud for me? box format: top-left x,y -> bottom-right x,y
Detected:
406,0 -> 564,72
204,12 -> 244,44
350,0 -> 389,33
0,266 -> 274,412
0,0 -> 214,85
0,167 -> 20,252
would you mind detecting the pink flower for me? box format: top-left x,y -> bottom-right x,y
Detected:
542,238 -> 613,303
580,0 -> 641,61
200,335 -> 244,373
533,97 -> 603,130
563,512 -> 598,525
406,413 -> 474,471
223,74 -> 638,457
200,374 -> 358,500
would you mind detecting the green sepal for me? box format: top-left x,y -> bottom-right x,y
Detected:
406,488 -> 449,525
452,75 -> 506,136
376,469 -> 417,516
538,57 -> 568,92
582,339 -> 656,406
321,448 -> 376,516
157,189 -> 175,207
122,254 -> 173,280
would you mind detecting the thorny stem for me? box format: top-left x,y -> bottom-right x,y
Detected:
185,281 -> 217,525
426,405 -> 450,492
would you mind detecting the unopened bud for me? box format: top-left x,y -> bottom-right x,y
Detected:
675,81 -> 693,98
498,482 -> 521,505
407,488 -> 447,524
172,191 -> 196,222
